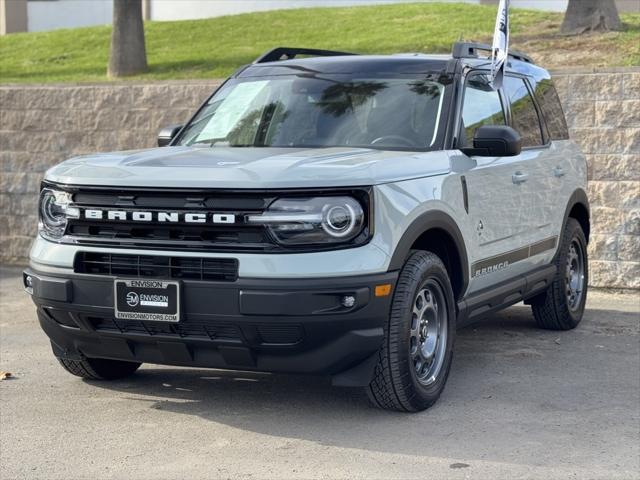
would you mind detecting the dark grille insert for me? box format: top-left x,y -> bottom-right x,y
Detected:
257,324 -> 303,345
67,224 -> 268,250
43,308 -> 79,328
89,317 -> 242,342
74,252 -> 238,282
72,192 -> 270,210
88,317 -> 303,346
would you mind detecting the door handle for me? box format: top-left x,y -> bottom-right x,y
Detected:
554,166 -> 565,178
512,171 -> 529,184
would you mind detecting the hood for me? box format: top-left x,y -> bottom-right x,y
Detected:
45,146 -> 452,189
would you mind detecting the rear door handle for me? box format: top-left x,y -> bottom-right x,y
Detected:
554,166 -> 565,177
512,171 -> 529,184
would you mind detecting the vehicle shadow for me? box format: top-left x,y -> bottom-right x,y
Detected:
87,304 -> 639,466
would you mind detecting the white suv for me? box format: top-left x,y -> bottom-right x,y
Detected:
25,43 -> 589,412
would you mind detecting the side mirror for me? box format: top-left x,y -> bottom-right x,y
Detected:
463,125 -> 522,157
157,124 -> 183,147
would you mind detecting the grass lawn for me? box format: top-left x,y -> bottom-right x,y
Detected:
0,2 -> 638,84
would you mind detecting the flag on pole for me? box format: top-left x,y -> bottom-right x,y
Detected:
490,0 -> 509,90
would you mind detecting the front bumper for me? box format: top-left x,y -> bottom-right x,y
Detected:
24,268 -> 397,387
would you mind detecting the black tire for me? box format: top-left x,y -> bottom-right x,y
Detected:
367,251 -> 456,412
530,218 -> 588,330
57,356 -> 141,380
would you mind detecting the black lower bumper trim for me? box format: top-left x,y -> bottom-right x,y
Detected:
27,268 -> 397,386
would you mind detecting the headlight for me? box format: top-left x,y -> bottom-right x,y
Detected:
39,188 -> 79,239
247,196 -> 366,245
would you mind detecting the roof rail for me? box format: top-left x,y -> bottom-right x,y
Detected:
254,47 -> 357,64
451,42 -> 533,64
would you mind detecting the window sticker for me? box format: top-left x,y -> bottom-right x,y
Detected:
196,81 -> 269,142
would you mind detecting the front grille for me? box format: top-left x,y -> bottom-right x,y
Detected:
65,188 -> 276,251
47,185 -> 372,252
74,252 -> 239,282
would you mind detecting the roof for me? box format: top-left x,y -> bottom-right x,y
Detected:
239,54 -> 453,76
236,44 -> 549,78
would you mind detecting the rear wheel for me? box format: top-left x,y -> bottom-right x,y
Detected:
530,218 -> 588,330
57,356 -> 141,380
367,251 -> 456,412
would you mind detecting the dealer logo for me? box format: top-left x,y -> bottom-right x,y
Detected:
126,292 -> 139,307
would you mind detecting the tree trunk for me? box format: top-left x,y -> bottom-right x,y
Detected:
561,0 -> 622,35
108,0 -> 147,77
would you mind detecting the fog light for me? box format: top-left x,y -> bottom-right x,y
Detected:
341,295 -> 356,308
24,274 -> 33,294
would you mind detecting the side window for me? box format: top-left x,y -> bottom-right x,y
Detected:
503,76 -> 544,147
533,79 -> 569,140
460,74 -> 506,147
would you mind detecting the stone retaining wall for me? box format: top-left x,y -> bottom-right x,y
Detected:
1,70 -> 638,289
0,81 -> 221,263
552,70 -> 639,289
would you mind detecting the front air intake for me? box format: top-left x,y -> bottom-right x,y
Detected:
74,252 -> 239,282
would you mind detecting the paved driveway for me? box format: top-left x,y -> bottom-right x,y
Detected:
1,266 -> 638,479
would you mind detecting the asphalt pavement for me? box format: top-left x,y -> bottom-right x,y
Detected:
1,266 -> 638,480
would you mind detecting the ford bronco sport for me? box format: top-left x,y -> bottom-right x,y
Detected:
25,43 -> 590,412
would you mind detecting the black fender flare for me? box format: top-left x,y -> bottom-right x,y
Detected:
549,188 -> 590,263
388,210 -> 469,297
562,188 -> 590,239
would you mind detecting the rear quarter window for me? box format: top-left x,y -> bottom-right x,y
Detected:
533,79 -> 569,141
503,76 -> 544,148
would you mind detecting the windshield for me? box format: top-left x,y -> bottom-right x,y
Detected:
176,73 -> 451,151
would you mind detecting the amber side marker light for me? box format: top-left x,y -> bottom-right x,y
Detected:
375,284 -> 392,297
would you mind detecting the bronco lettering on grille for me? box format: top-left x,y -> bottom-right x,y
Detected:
83,209 -> 236,224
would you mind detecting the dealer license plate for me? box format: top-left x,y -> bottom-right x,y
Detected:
114,279 -> 180,322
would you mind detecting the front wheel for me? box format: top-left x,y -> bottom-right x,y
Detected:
367,251 -> 456,412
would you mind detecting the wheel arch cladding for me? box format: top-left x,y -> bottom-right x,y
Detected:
388,211 -> 468,301
565,189 -> 590,243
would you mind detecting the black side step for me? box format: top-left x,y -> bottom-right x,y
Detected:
457,264 -> 556,327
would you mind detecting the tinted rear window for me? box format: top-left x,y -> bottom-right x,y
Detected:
504,76 -> 544,148
534,79 -> 569,140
